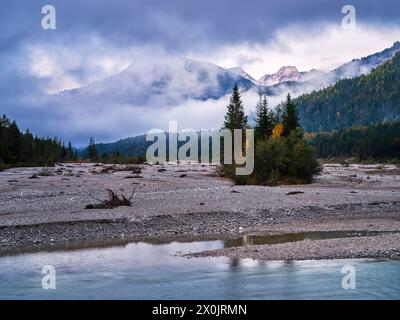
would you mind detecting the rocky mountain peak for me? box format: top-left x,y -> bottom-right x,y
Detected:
257,66 -> 301,86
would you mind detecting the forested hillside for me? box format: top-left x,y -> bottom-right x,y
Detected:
0,115 -> 76,168
93,135 -> 149,157
296,52 -> 400,132
310,121 -> 400,160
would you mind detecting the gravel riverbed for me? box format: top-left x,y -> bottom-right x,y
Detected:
0,162 -> 399,259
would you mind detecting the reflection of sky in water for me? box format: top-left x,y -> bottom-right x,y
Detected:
0,241 -> 399,300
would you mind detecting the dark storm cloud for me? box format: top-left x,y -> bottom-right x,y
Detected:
1,0 -> 400,50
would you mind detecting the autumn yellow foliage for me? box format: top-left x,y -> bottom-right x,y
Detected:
272,123 -> 284,138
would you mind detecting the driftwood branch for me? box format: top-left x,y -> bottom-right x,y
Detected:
85,183 -> 139,209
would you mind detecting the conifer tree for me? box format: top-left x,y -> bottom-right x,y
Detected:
255,94 -> 273,141
282,93 -> 302,137
87,137 -> 98,162
223,83 -> 248,131
66,142 -> 75,161
0,114 -> 72,167
271,102 -> 284,126
7,121 -> 21,163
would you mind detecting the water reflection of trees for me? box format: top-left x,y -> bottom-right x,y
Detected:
229,257 -> 241,268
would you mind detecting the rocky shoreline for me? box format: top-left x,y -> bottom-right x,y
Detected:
1,202 -> 399,258
188,234 -> 400,261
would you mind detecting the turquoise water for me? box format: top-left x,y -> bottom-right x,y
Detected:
0,240 -> 399,300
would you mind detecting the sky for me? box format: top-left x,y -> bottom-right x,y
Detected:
1,0 -> 400,145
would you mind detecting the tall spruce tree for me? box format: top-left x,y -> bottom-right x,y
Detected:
0,115 -> 11,163
66,142 -> 75,161
282,93 -> 302,137
87,137 -> 98,161
7,121 -> 21,163
271,102 -> 284,127
222,84 -> 248,165
223,83 -> 248,130
255,94 -> 273,141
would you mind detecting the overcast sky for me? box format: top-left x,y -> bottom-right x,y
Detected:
1,0 -> 400,145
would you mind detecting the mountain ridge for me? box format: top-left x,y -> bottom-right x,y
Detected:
56,42 -> 400,106
295,50 -> 400,132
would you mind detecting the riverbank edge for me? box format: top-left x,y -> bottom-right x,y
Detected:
0,200 -> 399,259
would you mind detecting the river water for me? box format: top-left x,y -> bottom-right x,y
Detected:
0,239 -> 399,299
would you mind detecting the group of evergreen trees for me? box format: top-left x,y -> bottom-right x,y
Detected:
309,121 -> 400,160
223,84 -> 303,139
222,84 -> 320,185
0,115 -> 77,169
